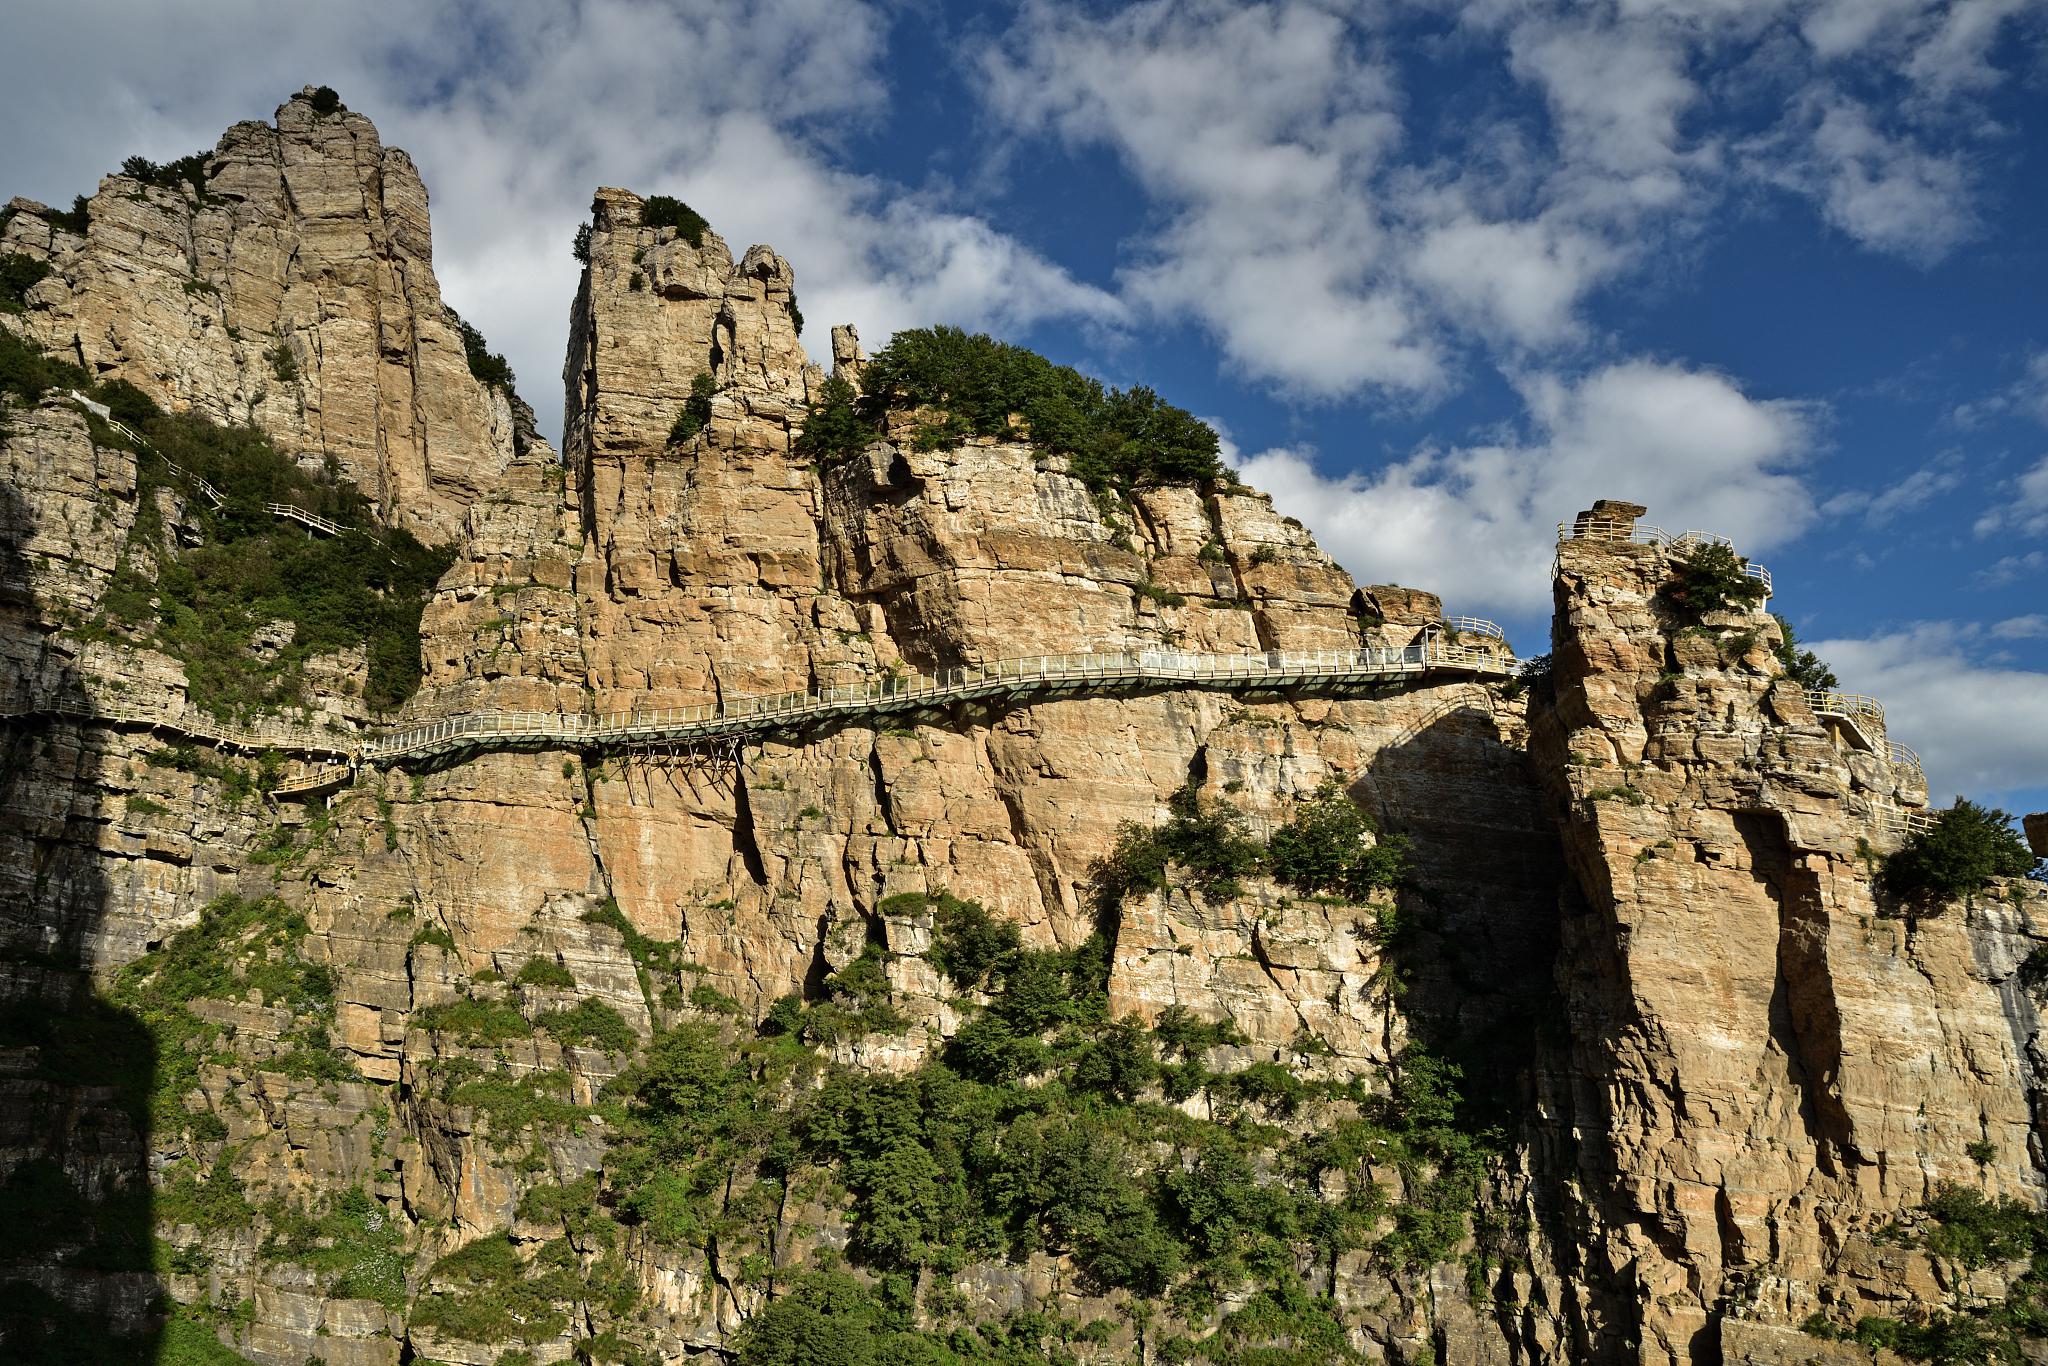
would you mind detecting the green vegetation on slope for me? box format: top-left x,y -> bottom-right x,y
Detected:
558,786 -> 1476,1363
1770,612 -> 1838,691
799,324 -> 1234,493
0,328 -> 454,716
1804,1183 -> 2048,1361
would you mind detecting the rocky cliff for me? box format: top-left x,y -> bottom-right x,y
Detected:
1,86 -> 521,543
2,98 -> 2043,1366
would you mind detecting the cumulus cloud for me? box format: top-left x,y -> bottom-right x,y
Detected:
1816,622 -> 2048,803
1973,454 -> 2048,537
980,0 -> 2028,410
983,0 -> 1438,398
1975,550 -> 2047,587
1228,360 -> 1816,618
1821,450 -> 1965,526
0,0 -> 1117,443
1798,98 -> 1978,263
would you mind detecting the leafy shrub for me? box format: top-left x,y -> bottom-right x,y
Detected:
119,151 -> 214,200
639,194 -> 710,246
414,997 -> 532,1044
926,893 -> 1023,991
572,223 -> 592,264
1501,652 -> 1552,702
45,195 -> 91,235
1820,1184 -> 2048,1359
806,324 -> 1228,493
1771,613 -> 1838,690
307,86 -> 343,116
1666,543 -> 1768,617
264,340 -> 297,383
0,325 -> 86,406
58,361 -> 459,715
1882,799 -> 2038,908
538,998 -> 638,1054
1267,781 -> 1408,900
1153,1003 -> 1245,1059
735,1270 -> 947,1366
667,370 -> 715,447
1096,781 -> 1265,907
410,1234 -> 575,1344
0,253 -> 51,312
513,956 -> 575,988
795,373 -> 867,463
450,311 -> 514,392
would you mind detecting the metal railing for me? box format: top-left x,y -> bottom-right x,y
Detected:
1558,519 -> 1772,598
1442,616 -> 1505,641
263,502 -> 346,537
1874,802 -> 1940,837
1806,691 -> 1885,730
259,641 -> 1512,795
67,390 -> 339,536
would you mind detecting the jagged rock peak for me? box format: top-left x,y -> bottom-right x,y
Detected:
563,186 -> 813,463
0,87 -> 523,542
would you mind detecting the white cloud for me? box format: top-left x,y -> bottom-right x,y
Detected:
1816,622 -> 2048,803
1994,615 -> 2048,639
981,0 -> 2028,408
1973,454 -> 2048,537
983,0 -> 1439,398
1975,550 -> 2047,587
1904,0 -> 2037,96
1228,359 -> 1816,617
1821,450 -> 1964,525
1800,98 -> 1979,262
1802,0 -> 1942,58
0,0 -> 1117,444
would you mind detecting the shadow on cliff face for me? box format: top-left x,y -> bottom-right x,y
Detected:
0,478 -> 162,1362
1361,697 -> 1590,1359
1361,698 -> 1565,1116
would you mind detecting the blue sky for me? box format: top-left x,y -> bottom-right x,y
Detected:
3,0 -> 2045,810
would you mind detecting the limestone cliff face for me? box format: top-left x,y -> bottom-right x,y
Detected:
3,100 -> 2045,1366
1533,503 -> 2045,1363
2,87 -> 518,542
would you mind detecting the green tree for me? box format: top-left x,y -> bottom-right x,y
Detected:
1882,799 -> 2038,908
796,373 -> 868,464
668,370 -> 716,446
1267,781 -> 1409,900
1667,542 -> 1768,617
640,195 -> 711,246
1771,613 -> 1838,690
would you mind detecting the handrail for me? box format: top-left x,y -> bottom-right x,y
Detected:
1806,691 -> 1885,728
7,640 -> 1514,797
264,502 -> 346,537
1557,519 -> 1772,598
1442,615 -> 1505,641
66,390 -> 339,535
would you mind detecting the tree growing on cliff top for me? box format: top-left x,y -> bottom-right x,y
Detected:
814,324 -> 1231,493
1771,613 -> 1838,691
639,195 -> 709,248
1666,543 -> 1768,617
1882,799 -> 2038,909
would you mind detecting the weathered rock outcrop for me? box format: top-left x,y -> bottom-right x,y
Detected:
3,97 -> 2044,1366
1533,502 -> 2044,1362
2,86 -> 519,542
